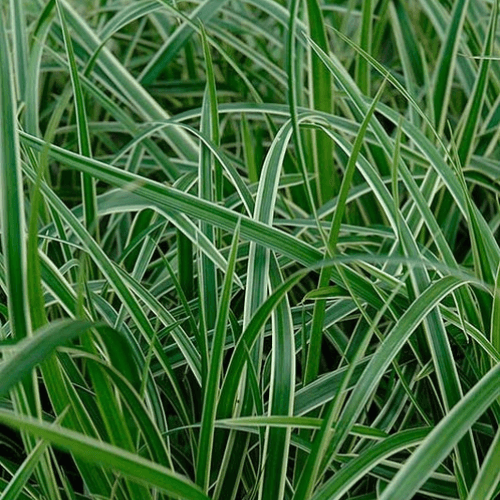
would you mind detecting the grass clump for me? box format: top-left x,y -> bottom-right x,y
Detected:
1,0 -> 500,499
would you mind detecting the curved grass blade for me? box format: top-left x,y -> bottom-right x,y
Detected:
304,79 -> 386,385
293,275 -> 469,500
213,111 -> 296,500
20,131 -> 324,275
0,438 -> 50,500
139,0 -> 230,85
71,351 -> 172,469
56,0 -> 198,161
0,410 -> 68,500
304,35 -> 486,485
379,361 -> 500,500
0,21 -> 56,494
217,269 -> 306,418
310,428 -> 430,500
0,319 -> 93,399
465,425 -> 500,500
0,410 -> 209,500
21,157 -> 194,431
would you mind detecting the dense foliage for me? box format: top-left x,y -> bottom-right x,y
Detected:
1,0 -> 500,499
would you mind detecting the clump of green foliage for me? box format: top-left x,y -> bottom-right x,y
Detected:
1,0 -> 500,499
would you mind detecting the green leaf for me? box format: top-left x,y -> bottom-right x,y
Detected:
465,425 -> 500,500
56,0 -> 98,239
432,0 -> 471,133
380,361 -> 500,500
0,410 -> 209,500
139,0 -> 230,85
0,8 -> 30,340
0,320 -> 93,399
196,222 -> 240,491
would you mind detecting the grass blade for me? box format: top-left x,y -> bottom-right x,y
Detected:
196,222 -> 240,491
380,361 -> 500,500
0,410 -> 209,500
56,0 -> 98,240
0,9 -> 30,341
